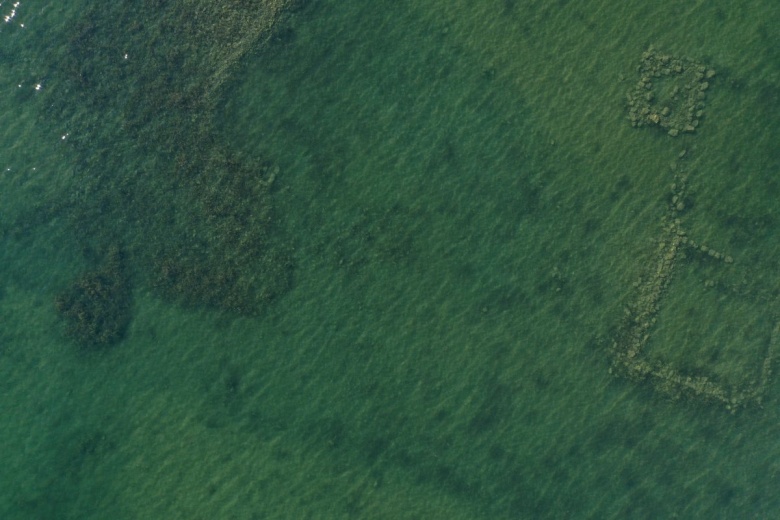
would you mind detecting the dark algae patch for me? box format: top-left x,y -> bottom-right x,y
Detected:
54,246 -> 131,349
46,1 -> 295,316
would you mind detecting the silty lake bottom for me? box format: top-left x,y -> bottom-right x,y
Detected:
1,1 -> 779,518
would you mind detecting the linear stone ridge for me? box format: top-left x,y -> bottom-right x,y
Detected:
609,174 -> 776,412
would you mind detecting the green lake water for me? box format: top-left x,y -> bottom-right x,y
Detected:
1,1 -> 779,518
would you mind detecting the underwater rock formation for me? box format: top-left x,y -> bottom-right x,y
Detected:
627,46 -> 714,137
612,49 -> 776,411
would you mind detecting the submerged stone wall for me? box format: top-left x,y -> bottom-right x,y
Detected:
611,48 -> 776,412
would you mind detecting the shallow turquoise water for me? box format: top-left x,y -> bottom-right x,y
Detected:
1,1 -> 779,518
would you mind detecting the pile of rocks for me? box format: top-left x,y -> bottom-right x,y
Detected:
627,47 -> 715,137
